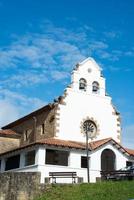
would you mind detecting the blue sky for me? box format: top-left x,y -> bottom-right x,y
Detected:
0,0 -> 134,148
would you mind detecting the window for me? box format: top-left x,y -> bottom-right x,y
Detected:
79,78 -> 87,91
37,124 -> 45,135
49,116 -> 55,123
81,156 -> 87,168
41,124 -> 45,135
92,81 -> 99,93
24,129 -> 32,141
45,149 -> 69,166
5,155 -> 20,171
25,150 -> 35,166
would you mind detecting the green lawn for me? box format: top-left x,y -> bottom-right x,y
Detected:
36,181 -> 134,200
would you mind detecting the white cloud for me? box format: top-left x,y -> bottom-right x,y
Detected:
1,70 -> 48,88
0,24 -> 88,88
0,21 -> 133,91
108,66 -> 121,71
103,31 -> 121,39
88,41 -> 123,61
0,22 -> 88,127
89,41 -> 108,53
103,65 -> 132,72
0,21 -> 133,128
0,88 -> 45,108
51,70 -> 69,81
0,88 -> 46,127
0,99 -> 19,127
124,51 -> 134,57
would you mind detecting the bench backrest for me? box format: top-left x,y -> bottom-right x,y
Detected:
101,170 -> 132,176
49,172 -> 77,177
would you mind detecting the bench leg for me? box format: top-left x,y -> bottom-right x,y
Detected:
52,177 -> 56,184
72,177 -> 76,184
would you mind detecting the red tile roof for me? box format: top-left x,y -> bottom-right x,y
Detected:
37,137 -> 113,151
90,138 -> 112,150
125,148 -> 134,156
36,138 -> 134,157
37,138 -> 86,149
0,129 -> 17,135
0,137 -> 133,157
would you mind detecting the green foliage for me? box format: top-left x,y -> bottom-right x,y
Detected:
36,181 -> 134,200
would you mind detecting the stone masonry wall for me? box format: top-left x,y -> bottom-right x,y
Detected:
0,172 -> 46,200
0,137 -> 20,154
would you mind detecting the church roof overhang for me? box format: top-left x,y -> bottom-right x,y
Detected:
0,138 -> 86,157
0,137 -> 134,158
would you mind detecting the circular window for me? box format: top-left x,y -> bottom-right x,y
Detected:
82,120 -> 97,138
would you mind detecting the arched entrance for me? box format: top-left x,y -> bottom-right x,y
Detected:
101,149 -> 116,171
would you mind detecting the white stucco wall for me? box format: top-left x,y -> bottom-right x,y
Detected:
89,143 -> 128,182
0,144 -> 131,183
37,144 -> 129,183
56,58 -> 120,143
36,148 -> 87,183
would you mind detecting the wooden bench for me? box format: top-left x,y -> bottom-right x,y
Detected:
49,172 -> 77,183
101,170 -> 134,181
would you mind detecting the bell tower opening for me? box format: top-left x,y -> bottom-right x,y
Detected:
79,78 -> 87,91
92,81 -> 99,93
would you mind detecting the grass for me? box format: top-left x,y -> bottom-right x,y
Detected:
36,181 -> 134,200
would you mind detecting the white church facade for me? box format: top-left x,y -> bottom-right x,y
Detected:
0,57 -> 134,183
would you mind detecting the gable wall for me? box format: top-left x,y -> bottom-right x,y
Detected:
56,88 -> 120,143
55,59 -> 121,143
7,106 -> 57,146
90,143 -> 128,182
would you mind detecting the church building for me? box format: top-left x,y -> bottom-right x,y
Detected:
0,57 -> 134,183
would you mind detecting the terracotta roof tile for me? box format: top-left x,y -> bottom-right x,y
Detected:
38,137 -> 113,150
0,137 -> 132,157
125,148 -> 134,156
37,138 -> 86,149
0,137 -> 113,156
90,138 -> 112,150
0,129 -> 17,135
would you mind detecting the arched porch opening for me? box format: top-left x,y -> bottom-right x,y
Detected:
101,149 -> 116,171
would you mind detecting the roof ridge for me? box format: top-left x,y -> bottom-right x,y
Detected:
2,103 -> 54,129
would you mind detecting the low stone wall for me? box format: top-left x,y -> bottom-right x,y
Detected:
0,172 -> 46,200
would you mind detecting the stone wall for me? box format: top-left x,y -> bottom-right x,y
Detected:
0,172 -> 46,200
14,106 -> 57,146
0,137 -> 20,154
